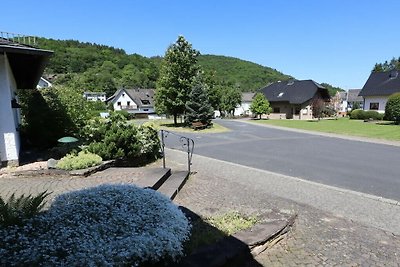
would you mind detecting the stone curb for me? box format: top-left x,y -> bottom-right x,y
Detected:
69,160 -> 115,176
176,208 -> 296,267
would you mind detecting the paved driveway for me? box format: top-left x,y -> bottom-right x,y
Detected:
165,119 -> 400,201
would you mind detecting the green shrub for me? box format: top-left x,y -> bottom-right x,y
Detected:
349,109 -> 363,119
0,191 -> 50,227
56,151 -> 102,170
349,109 -> 383,120
364,110 -> 384,120
385,93 -> 400,124
84,112 -> 160,161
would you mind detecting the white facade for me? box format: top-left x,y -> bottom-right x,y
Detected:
36,77 -> 52,89
112,90 -> 138,111
0,54 -> 20,166
363,96 -> 387,113
83,92 -> 106,102
234,102 -> 252,116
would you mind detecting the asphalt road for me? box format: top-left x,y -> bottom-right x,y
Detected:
163,119 -> 400,202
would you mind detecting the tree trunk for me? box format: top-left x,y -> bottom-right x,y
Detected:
174,114 -> 178,126
259,114 -> 262,120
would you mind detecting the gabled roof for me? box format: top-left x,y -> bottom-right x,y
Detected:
107,88 -> 155,108
0,37 -> 53,89
347,89 -> 363,102
242,92 -> 255,102
260,80 -> 330,104
359,70 -> 400,96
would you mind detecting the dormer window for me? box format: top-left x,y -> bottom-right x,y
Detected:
141,99 -> 150,105
278,92 -> 284,97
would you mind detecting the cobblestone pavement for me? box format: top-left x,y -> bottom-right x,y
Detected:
168,150 -> 400,266
0,164 -> 163,203
175,172 -> 400,266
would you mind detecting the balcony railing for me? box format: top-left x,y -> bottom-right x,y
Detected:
0,31 -> 37,46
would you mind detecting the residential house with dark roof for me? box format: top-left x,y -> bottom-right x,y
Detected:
0,33 -> 52,166
359,70 -> 400,113
260,80 -> 330,119
107,88 -> 155,118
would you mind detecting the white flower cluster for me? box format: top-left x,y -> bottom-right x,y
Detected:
0,184 -> 191,266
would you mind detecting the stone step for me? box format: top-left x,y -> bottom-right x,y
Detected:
157,171 -> 190,200
134,168 -> 171,190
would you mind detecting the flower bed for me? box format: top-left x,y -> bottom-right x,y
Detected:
0,184 -> 191,266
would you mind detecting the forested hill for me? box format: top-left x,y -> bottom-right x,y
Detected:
37,38 -> 342,96
198,55 -> 291,91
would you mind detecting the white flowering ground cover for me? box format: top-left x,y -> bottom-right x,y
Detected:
0,184 -> 191,266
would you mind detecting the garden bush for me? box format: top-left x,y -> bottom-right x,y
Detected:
349,109 -> 383,120
0,184 -> 191,266
56,151 -> 102,170
385,93 -> 400,124
84,112 -> 160,161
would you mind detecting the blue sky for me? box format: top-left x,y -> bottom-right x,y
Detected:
1,0 -> 399,89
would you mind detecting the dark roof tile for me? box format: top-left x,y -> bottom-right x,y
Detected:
359,71 -> 400,96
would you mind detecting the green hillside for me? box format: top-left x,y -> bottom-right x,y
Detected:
36,38 -> 342,96
198,55 -> 292,91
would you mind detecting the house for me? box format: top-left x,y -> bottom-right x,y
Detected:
107,88 -> 156,118
334,89 -> 363,115
347,89 -> 363,110
260,80 -> 330,119
36,77 -> 52,89
0,35 -> 52,166
83,91 -> 106,102
234,92 -> 255,116
359,70 -> 400,113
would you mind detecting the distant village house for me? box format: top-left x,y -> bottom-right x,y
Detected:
107,88 -> 156,118
83,91 -> 106,102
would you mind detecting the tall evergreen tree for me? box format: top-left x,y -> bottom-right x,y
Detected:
185,75 -> 214,126
155,36 -> 200,126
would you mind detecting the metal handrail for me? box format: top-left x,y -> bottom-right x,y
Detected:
160,130 -> 195,173
0,31 -> 37,46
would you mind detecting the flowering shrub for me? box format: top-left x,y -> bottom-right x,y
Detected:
0,184 -> 191,266
83,112 -> 160,162
56,150 -> 102,170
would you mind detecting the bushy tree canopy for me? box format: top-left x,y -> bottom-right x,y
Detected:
250,93 -> 271,119
221,86 -> 242,117
155,36 -> 200,125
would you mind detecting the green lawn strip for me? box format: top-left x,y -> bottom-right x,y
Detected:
251,118 -> 400,141
144,119 -> 230,134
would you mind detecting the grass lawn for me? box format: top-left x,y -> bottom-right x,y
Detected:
251,118 -> 400,141
142,119 -> 230,134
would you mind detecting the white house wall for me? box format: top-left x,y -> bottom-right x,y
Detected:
363,96 -> 387,113
112,90 -> 137,111
0,54 -> 20,166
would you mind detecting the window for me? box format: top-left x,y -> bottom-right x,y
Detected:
141,99 -> 150,105
117,102 -> 121,106
295,107 -> 301,115
369,102 -> 379,110
277,92 -> 284,98
127,101 -> 131,106
273,107 -> 280,113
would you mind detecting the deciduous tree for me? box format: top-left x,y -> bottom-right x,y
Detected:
250,93 -> 271,119
155,36 -> 200,126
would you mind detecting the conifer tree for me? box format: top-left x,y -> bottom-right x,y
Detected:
185,75 -> 214,126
